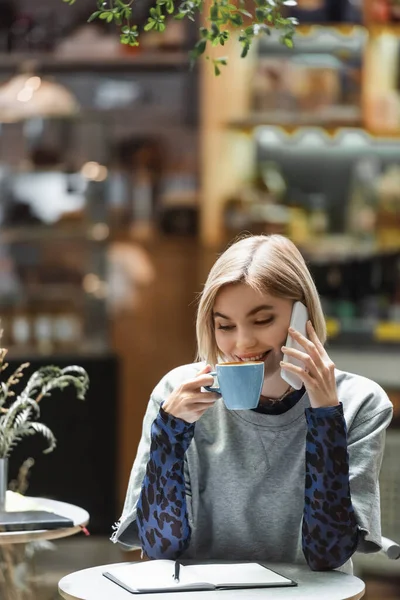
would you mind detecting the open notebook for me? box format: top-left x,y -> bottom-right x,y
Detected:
103,560 -> 297,594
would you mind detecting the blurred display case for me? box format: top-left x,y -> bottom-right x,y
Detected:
222,124 -> 400,349
247,26 -> 366,129
0,46 -> 200,355
364,27 -> 400,134
0,112 -> 119,531
286,0 -> 363,23
0,114 -> 111,358
213,23 -> 400,353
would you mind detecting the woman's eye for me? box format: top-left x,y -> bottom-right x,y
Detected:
255,318 -> 274,326
217,324 -> 235,331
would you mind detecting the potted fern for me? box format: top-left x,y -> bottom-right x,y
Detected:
0,342 -> 89,511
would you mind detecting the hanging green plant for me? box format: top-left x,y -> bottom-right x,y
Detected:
62,0 -> 298,73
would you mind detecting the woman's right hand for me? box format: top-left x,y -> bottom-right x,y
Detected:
162,364 -> 220,423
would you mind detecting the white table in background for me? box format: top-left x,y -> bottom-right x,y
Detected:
0,496 -> 89,600
59,562 -> 365,600
0,496 -> 89,545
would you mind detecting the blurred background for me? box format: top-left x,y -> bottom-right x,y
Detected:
0,0 -> 399,597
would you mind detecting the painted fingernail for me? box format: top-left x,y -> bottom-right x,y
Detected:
289,327 -> 294,333
281,346 -> 287,352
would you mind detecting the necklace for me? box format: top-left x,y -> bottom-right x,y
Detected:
262,385 -> 294,404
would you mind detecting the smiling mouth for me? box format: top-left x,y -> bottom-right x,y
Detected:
237,351 -> 271,362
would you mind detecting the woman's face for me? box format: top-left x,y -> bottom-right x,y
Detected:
213,283 -> 294,378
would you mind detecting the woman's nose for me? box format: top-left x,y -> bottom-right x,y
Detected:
235,328 -> 257,351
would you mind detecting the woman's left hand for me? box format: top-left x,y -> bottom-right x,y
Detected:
280,321 -> 339,409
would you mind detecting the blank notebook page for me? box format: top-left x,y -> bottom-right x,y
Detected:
185,563 -> 291,586
105,561 -> 202,589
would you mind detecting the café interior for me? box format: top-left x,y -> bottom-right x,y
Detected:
0,0 -> 400,598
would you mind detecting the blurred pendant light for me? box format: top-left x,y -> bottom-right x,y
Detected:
0,66 -> 79,123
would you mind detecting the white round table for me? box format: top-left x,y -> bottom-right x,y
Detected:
59,562 -> 365,600
0,497 -> 89,600
0,496 -> 89,545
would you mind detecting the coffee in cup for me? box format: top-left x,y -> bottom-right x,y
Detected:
204,361 -> 264,410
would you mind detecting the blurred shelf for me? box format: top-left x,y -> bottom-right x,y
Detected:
5,342 -> 110,360
327,332 -> 400,348
228,108 -> 362,132
1,226 -> 109,244
227,122 -> 400,143
294,24 -> 365,35
0,51 -> 191,73
300,238 -> 400,262
326,317 -> 400,349
0,284 -> 85,301
367,23 -> 400,36
258,24 -> 367,55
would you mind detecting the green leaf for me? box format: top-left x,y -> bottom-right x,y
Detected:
87,11 -> 102,22
211,22 -> 220,36
62,0 -> 299,76
255,7 -> 265,21
214,64 -> 221,76
123,8 -> 132,19
210,3 -> 219,19
198,39 -> 207,54
230,13 -> 243,25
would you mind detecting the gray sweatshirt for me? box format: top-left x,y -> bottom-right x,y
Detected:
112,363 -> 393,573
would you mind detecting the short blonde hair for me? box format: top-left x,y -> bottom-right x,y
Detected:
196,234 -> 326,366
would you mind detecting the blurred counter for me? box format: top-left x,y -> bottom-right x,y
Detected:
330,347 -> 400,390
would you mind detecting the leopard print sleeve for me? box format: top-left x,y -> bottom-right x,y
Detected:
302,403 -> 358,571
136,405 -> 194,559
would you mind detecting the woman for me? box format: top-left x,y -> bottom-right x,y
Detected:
112,234 -> 393,573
